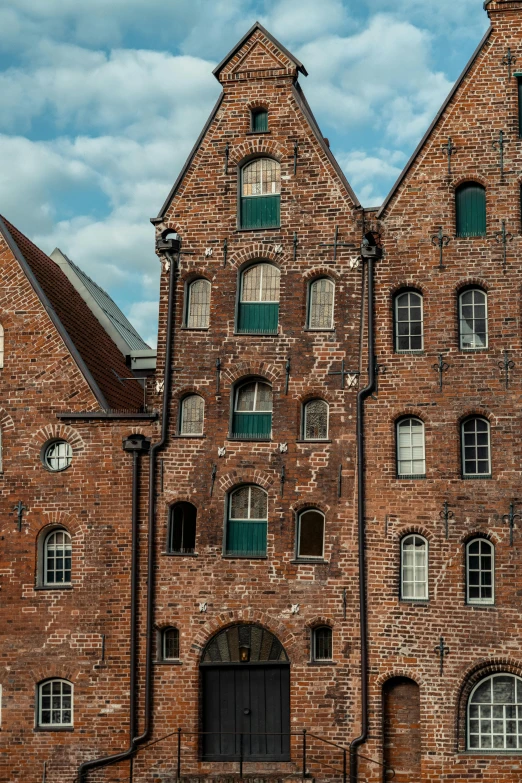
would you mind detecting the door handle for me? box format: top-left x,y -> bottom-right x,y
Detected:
243,708 -> 251,715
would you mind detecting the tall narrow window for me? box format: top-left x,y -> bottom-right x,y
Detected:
394,290 -> 423,352
226,485 -> 268,557
456,182 -> 486,237
466,538 -> 494,605
401,534 -> 428,601
44,530 -> 72,586
251,108 -> 268,132
0,323 -> 4,368
240,158 -> 281,229
180,395 -> 204,436
303,399 -> 329,441
38,680 -> 73,728
237,263 -> 280,334
308,278 -> 334,330
468,674 -> 522,750
396,418 -> 425,478
462,417 -> 491,478
186,279 -> 210,328
459,288 -> 488,350
312,627 -> 333,661
518,75 -> 522,137
161,627 -> 180,661
168,502 -> 197,554
297,509 -> 325,559
232,381 -> 272,439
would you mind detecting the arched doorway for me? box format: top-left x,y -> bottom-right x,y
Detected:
383,677 -> 421,782
201,624 -> 290,761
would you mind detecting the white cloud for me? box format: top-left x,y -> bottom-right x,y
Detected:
127,301 -> 160,348
260,0 -> 351,44
338,149 -> 405,206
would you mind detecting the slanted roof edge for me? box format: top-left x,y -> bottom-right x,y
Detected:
0,218 -> 110,410
212,21 -> 308,80
377,26 -> 492,219
292,83 -> 361,209
154,93 -> 224,222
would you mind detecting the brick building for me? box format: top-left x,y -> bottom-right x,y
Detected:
4,1 -> 522,782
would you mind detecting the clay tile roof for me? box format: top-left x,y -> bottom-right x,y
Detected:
0,216 -> 145,412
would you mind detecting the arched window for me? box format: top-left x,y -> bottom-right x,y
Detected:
232,380 -> 272,439
168,502 -> 197,555
240,158 -> 281,229
297,509 -> 325,560
303,399 -> 329,441
466,538 -> 494,605
251,108 -> 268,132
161,627 -> 180,661
44,529 -> 72,586
179,395 -> 204,436
394,290 -> 423,352
462,417 -> 491,478
459,288 -> 488,350
186,279 -> 211,328
237,263 -> 280,334
0,323 -> 4,368
396,418 -> 425,478
226,485 -> 268,557
308,278 -> 335,330
312,627 -> 333,661
468,674 -> 522,750
456,182 -> 486,237
37,679 -> 73,727
400,534 -> 428,601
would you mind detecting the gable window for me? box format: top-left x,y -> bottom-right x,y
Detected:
38,680 -> 73,728
43,440 -> 72,472
396,417 -> 425,478
251,108 -> 268,132
400,534 -> 428,601
161,627 -> 180,661
303,399 -> 329,441
466,538 -> 494,605
186,279 -> 210,328
44,529 -> 72,586
459,288 -> 487,350
462,417 -> 491,478
240,158 -> 281,229
226,485 -> 268,557
394,290 -> 423,352
168,502 -> 196,555
232,380 -> 272,439
456,182 -> 486,237
308,278 -> 334,330
468,674 -> 522,750
296,509 -> 325,560
312,627 -> 333,661
237,263 -> 280,334
179,395 -> 204,436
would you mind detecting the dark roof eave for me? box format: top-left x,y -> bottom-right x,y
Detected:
212,21 -> 308,81
0,216 -> 110,410
377,26 -> 492,219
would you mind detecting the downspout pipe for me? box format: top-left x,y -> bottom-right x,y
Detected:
350,232 -> 381,782
77,238 -> 179,782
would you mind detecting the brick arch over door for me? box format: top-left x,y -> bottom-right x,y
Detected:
383,676 -> 421,782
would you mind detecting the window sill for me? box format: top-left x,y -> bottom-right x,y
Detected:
460,750 -> 522,756
462,475 -> 492,480
34,726 -> 74,732
246,130 -> 271,135
34,585 -> 73,591
222,554 -> 268,560
308,661 -> 337,667
154,659 -> 183,665
235,227 -> 281,234
466,602 -> 496,609
180,327 -> 209,332
303,328 -> 336,333
399,599 -> 429,605
296,440 -> 331,445
161,551 -> 198,557
234,332 -> 279,337
174,434 -> 206,439
460,348 -> 489,353
291,559 -> 329,565
395,350 -> 425,355
396,475 -> 426,481
227,437 -> 272,443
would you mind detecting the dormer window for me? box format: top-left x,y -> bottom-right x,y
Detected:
251,108 -> 268,132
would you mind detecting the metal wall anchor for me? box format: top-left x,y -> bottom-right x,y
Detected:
432,354 -> 449,391
499,350 -> 515,389
431,227 -> 451,270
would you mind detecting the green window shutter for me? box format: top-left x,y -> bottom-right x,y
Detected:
456,184 -> 486,237
240,195 -> 280,229
226,520 -> 267,557
237,302 -> 278,334
252,110 -> 268,132
232,412 -> 272,439
518,76 -> 522,137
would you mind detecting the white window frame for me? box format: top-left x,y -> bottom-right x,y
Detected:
43,440 -> 72,472
229,485 -> 268,523
467,674 -> 522,751
459,288 -> 488,350
234,381 -> 273,413
312,626 -> 333,662
297,509 -> 325,560
307,278 -> 335,330
179,395 -> 205,436
303,399 -> 329,441
43,529 -> 72,587
396,417 -> 426,478
186,279 -> 211,329
466,538 -> 495,605
461,417 -> 491,478
37,679 -> 73,728
400,534 -> 428,601
394,290 -> 424,352
162,628 -> 180,661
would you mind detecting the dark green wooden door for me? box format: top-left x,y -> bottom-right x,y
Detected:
240,195 -> 280,229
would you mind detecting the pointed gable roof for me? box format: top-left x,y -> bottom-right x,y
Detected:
0,216 -> 145,411
212,21 -> 308,82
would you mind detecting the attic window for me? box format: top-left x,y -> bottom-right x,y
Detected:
251,108 -> 268,133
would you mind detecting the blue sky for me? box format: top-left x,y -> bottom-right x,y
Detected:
0,0 -> 489,346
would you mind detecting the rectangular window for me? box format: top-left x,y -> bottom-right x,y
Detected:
518,75 -> 522,138
252,110 -> 268,132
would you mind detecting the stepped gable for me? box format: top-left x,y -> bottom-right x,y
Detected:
0,216 -> 144,411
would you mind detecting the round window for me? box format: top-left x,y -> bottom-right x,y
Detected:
43,440 -> 72,472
